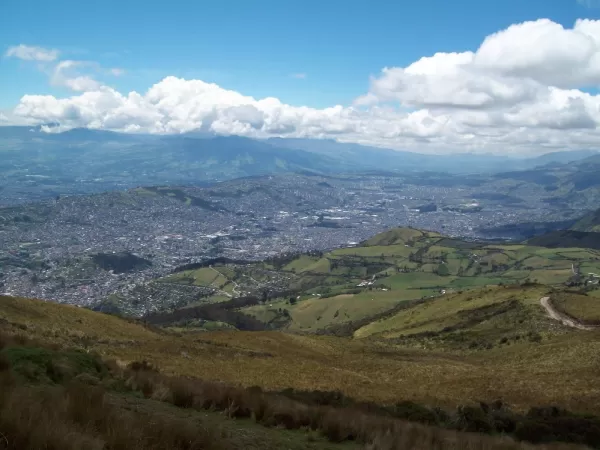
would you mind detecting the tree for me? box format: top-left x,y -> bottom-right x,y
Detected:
289,297 -> 297,305
437,264 -> 450,277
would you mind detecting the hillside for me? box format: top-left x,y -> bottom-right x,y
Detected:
572,208 -> 600,233
3,224 -> 600,449
145,226 -> 600,332
1,292 -> 600,449
3,288 -> 600,414
527,230 -> 600,250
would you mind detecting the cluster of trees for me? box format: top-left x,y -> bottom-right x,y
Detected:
143,295 -> 265,331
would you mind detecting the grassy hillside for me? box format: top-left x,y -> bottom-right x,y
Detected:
5,328 -> 596,450
155,227 -> 600,332
354,285 -> 559,343
2,292 -> 600,419
550,291 -> 600,326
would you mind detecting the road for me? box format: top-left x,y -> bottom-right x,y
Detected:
209,266 -> 240,297
540,297 -> 598,331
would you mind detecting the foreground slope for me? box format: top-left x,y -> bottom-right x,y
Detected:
2,292 -> 600,417
4,331 -> 593,450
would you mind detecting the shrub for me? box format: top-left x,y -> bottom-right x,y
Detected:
390,400 -> 441,425
455,405 -> 494,433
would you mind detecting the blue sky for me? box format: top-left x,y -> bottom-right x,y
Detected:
2,0 -> 600,155
1,0 -> 596,109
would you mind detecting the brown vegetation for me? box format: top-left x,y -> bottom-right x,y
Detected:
550,292 -> 600,326
2,293 -> 600,419
0,330 -> 594,450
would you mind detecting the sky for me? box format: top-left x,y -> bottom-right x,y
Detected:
1,0 -> 600,155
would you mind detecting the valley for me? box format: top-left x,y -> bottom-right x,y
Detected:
2,129 -> 600,449
3,199 -> 600,448
1,168 -> 597,315
5,6 -> 600,448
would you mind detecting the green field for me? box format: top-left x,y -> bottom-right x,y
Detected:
354,285 -> 553,342
154,227 -> 600,332
244,289 -> 438,332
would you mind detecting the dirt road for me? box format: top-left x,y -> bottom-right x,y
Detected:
540,297 -> 598,330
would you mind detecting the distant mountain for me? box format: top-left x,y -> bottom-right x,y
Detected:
1,125 -> 596,174
0,128 -> 356,203
168,135 -> 354,176
267,137 -> 598,174
267,137 -> 514,173
0,125 -> 144,142
531,149 -> 599,166
1,126 -> 599,204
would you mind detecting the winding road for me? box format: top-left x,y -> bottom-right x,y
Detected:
540,297 -> 598,331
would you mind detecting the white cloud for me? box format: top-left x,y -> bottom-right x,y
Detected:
50,60 -> 103,92
291,73 -> 307,79
5,44 -> 59,62
8,19 -> 600,155
359,19 -> 600,112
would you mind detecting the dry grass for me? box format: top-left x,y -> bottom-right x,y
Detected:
0,378 -> 224,450
2,292 -> 600,418
121,364 -> 589,450
354,285 -> 553,339
0,328 -> 596,450
551,292 -> 600,325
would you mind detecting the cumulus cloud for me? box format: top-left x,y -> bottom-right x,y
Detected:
360,19 -> 600,111
291,73 -> 307,79
5,44 -> 59,62
8,19 -> 600,155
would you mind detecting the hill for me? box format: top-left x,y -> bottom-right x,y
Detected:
1,292 -> 600,449
144,226 -> 600,331
571,208 -> 600,233
527,230 -> 600,250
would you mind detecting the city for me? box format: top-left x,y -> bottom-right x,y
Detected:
0,172 -> 588,313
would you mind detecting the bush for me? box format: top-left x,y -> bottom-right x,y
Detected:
515,407 -> 600,448
391,400 -> 442,425
127,360 -> 158,372
455,405 -> 494,433
1,347 -> 107,384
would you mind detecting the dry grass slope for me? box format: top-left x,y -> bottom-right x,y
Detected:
2,292 -> 600,419
551,292 -> 600,325
0,331 -> 593,450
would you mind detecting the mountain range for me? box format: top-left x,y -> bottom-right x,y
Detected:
2,125 -> 598,176
2,125 -> 600,207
